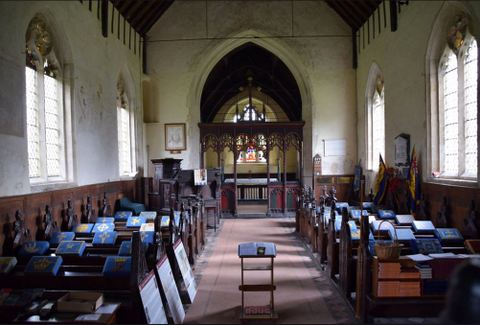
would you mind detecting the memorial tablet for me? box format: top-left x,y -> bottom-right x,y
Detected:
138,271 -> 168,324
155,255 -> 185,324
173,239 -> 197,303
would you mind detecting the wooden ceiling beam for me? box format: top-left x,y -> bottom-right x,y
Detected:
121,0 -> 146,21
136,1 -> 165,34
355,0 -> 376,19
331,0 -> 362,30
344,0 -> 370,27
113,0 -> 130,13
139,0 -> 174,35
129,0 -> 159,27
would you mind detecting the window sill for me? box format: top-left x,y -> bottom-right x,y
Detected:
424,176 -> 478,188
30,181 -> 77,193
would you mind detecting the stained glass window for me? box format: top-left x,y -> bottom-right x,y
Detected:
438,32 -> 478,179
25,16 -> 66,183
236,136 -> 266,163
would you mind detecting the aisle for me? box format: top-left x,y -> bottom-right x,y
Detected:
185,218 -> 354,324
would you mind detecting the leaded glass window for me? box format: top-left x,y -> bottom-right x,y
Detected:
438,31 -> 478,179
366,69 -> 385,171
25,16 -> 66,183
372,89 -> 385,170
117,78 -> 136,176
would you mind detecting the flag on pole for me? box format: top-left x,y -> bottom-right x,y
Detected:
407,146 -> 419,213
373,154 -> 387,205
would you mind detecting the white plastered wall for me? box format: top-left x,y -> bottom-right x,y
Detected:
356,1 -> 480,192
144,0 -> 357,185
0,1 -> 144,197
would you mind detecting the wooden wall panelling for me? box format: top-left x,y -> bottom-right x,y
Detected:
314,175 -> 354,203
422,182 -> 480,235
0,180 -> 136,255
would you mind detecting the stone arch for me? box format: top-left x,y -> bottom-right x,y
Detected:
186,29 -> 313,181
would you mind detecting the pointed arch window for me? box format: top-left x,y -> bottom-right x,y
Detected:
25,16 -> 67,183
437,20 -> 477,179
367,73 -> 385,171
117,78 -> 136,176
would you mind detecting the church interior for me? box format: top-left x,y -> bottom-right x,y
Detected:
1,0 -> 480,324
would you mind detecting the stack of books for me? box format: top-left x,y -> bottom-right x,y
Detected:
397,281 -> 421,296
415,263 -> 432,279
378,262 -> 401,278
373,258 -> 421,297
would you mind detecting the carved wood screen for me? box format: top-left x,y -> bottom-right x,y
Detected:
199,122 -> 304,216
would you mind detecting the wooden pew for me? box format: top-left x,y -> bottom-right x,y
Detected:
0,231 -> 150,323
354,214 -> 461,324
317,206 -> 328,264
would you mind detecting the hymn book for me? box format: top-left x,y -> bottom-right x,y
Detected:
56,241 -> 87,256
49,232 -> 75,245
118,241 -> 132,256
92,231 -> 118,245
25,256 -> 63,276
102,256 -> 131,277
18,241 -> 50,256
96,217 -> 115,223
92,223 -> 115,233
114,211 -> 132,221
127,216 -> 146,228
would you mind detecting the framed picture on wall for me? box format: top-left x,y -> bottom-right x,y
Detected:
165,123 -> 186,153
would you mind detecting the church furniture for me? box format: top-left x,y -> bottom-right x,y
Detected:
148,158 -> 182,215
0,231 -> 150,323
238,242 -> 278,321
353,213 -> 471,323
199,122 -> 303,217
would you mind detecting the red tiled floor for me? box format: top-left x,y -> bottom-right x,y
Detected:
185,218 -> 338,324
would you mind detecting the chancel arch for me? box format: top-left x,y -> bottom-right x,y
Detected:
185,30 -> 313,179
199,42 -> 304,217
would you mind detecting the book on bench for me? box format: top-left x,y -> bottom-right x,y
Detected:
114,211 -> 132,221
126,216 -> 146,228
377,209 -> 396,220
102,256 -> 131,277
92,223 -> 115,233
18,241 -> 50,256
56,241 -> 87,256
139,211 -> 157,221
434,228 -> 464,243
50,232 -> 76,245
412,220 -> 436,234
96,217 -> 115,224
96,217 -> 115,223
395,214 -> 415,226
118,240 -> 132,256
74,223 -> 94,235
92,231 -> 118,245
25,256 -> 63,276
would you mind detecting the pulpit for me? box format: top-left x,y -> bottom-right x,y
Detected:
149,158 -> 182,214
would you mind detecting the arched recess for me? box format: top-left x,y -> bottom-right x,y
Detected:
200,42 -> 302,123
186,29 -> 313,183
425,1 -> 480,182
